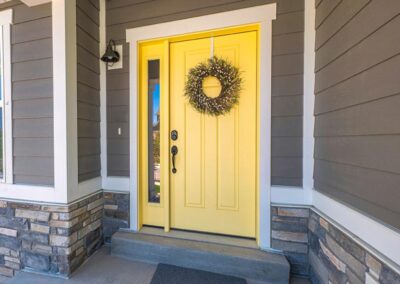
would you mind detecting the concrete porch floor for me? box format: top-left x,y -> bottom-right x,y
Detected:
0,247 -> 310,284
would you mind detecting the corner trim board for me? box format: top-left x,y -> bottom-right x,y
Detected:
53,0 -> 78,203
100,0 -> 108,181
303,0 -> 315,197
0,9 -> 11,26
126,4 -> 276,249
0,9 -> 13,185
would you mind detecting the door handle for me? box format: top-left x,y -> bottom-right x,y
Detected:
171,145 -> 178,174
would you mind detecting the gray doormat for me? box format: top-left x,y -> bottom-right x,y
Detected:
150,263 -> 247,284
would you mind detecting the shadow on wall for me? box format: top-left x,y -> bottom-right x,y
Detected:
103,192 -> 130,243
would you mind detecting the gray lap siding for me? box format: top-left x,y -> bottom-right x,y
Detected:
10,2 -> 54,186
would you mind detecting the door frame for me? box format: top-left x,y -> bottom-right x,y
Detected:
126,3 -> 276,249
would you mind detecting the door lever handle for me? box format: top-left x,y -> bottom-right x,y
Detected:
171,146 -> 178,174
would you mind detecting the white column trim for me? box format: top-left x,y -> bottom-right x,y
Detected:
0,9 -> 11,26
0,9 -> 13,184
303,0 -> 316,203
126,4 -> 276,249
258,18 -> 273,249
53,0 -> 77,203
99,0 -> 108,184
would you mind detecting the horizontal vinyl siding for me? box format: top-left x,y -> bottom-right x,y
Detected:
106,0 -> 304,185
10,2 -> 54,186
272,4 -> 304,186
314,0 -> 400,230
77,0 -> 101,182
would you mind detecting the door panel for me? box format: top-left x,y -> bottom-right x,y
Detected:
170,31 -> 258,237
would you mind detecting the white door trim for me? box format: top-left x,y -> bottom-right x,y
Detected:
126,4 -> 276,249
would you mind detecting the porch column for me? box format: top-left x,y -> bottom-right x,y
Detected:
52,0 -> 78,203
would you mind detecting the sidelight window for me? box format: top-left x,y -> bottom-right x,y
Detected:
148,60 -> 161,203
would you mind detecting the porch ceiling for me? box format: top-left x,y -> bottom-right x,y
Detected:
0,0 -> 51,7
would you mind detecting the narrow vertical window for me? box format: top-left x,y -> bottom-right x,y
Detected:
148,60 -> 160,203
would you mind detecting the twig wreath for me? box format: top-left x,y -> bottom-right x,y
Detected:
184,56 -> 242,116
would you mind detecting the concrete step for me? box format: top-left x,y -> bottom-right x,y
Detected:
111,231 -> 290,284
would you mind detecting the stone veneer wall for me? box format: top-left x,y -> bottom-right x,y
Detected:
0,192 -> 104,277
103,192 -> 129,243
272,205 -> 400,283
271,206 -> 310,277
308,210 -> 400,284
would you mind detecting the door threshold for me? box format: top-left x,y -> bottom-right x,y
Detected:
139,226 -> 258,249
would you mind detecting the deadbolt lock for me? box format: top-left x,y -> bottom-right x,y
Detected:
171,130 -> 178,141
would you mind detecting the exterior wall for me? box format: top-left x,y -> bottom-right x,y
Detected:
271,206 -> 310,277
103,191 -> 129,243
271,205 -> 400,283
309,210 -> 400,284
313,0 -> 400,229
0,192 -> 103,277
8,1 -> 54,186
76,0 -> 101,182
105,0 -> 304,186
271,0 -> 304,187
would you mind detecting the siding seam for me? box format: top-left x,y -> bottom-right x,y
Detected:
315,91 -> 400,116
315,158 -> 400,176
315,51 -> 400,95
315,12 -> 400,73
315,0 -> 371,51
315,0 -> 342,29
76,5 -> 99,26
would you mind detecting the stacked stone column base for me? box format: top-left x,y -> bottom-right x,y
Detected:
0,192 -> 104,277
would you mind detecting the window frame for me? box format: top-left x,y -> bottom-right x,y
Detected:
0,9 -> 13,184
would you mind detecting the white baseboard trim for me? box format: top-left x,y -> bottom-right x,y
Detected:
0,184 -> 58,204
102,176 -> 129,192
271,186 -> 312,205
103,189 -> 130,195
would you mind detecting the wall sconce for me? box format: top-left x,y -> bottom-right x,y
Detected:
101,40 -> 120,66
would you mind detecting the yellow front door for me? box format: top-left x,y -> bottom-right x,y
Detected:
139,29 -> 258,238
170,31 -> 257,237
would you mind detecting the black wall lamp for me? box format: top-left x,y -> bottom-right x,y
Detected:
101,40 -> 120,66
